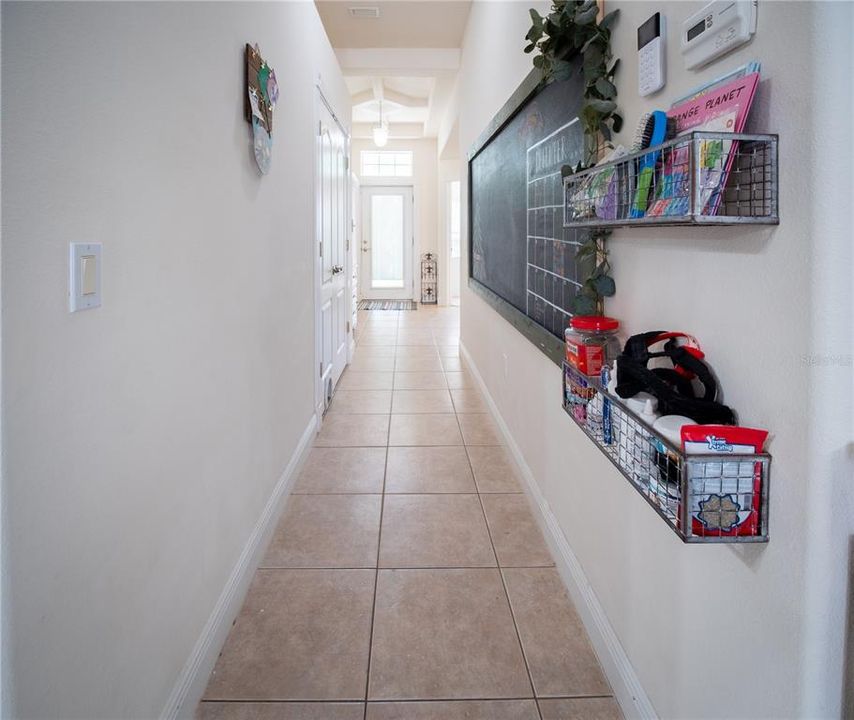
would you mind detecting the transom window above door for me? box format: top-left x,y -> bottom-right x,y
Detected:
360,150 -> 413,177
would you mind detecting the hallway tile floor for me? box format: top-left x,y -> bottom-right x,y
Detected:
198,306 -> 622,720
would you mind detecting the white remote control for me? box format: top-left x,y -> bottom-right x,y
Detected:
638,13 -> 665,97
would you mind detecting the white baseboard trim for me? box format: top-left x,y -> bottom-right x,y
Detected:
459,341 -> 658,720
160,415 -> 318,720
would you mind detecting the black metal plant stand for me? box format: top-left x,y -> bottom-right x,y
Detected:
421,252 -> 438,304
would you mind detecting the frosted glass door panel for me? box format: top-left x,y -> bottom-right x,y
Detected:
371,194 -> 404,289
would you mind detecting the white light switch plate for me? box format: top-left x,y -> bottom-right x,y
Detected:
69,243 -> 101,312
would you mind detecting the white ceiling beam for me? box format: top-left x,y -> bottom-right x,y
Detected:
335,48 -> 460,77
351,88 -> 429,109
383,88 -> 428,108
351,122 -> 426,139
371,77 -> 384,102
350,89 -> 375,106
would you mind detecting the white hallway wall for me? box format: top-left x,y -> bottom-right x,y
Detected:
351,137 -> 438,300
1,2 -> 349,718
456,2 -> 853,718
438,156 -> 462,305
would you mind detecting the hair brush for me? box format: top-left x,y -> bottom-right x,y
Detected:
630,111 -> 676,218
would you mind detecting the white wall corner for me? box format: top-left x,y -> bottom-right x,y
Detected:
459,341 -> 658,720
159,415 -> 317,720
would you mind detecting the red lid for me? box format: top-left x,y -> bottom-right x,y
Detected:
570,315 -> 620,332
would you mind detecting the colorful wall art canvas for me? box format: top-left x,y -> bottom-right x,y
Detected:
245,43 -> 277,174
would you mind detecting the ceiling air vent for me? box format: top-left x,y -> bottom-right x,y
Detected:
348,6 -> 381,18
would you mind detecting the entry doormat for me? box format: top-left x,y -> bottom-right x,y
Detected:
358,300 -> 418,311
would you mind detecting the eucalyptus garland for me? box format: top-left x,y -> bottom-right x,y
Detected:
524,0 -> 620,315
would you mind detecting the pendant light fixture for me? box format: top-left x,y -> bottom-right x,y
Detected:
372,98 -> 389,147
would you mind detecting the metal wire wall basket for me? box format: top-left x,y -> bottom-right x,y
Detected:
562,363 -> 770,543
563,132 -> 778,228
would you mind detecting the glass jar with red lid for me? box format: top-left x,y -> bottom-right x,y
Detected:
564,316 -> 621,378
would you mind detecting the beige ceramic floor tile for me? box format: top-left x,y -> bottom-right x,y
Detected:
481,495 -> 553,567
391,390 -> 454,414
395,346 -> 440,360
466,446 -> 522,493
396,318 -> 428,328
359,335 -> 398,346
458,413 -> 504,445
315,414 -> 389,447
394,356 -> 444,372
432,333 -> 460,347
393,372 -> 448,390
379,494 -> 495,567
204,570 -> 374,700
388,414 -> 462,446
385,447 -> 476,493
368,569 -> 532,700
445,371 -> 475,389
293,447 -> 386,494
437,345 -> 461,357
363,316 -> 398,324
198,702 -> 364,720
396,331 -> 436,346
538,697 -> 623,720
353,346 -> 396,358
348,356 -> 396,372
360,329 -> 398,339
366,700 -> 539,720
338,371 -> 394,391
262,495 -> 381,568
440,356 -> 466,372
502,568 -> 611,698
329,390 -> 392,414
449,388 -> 488,413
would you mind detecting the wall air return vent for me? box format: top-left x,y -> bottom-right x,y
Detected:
348,6 -> 381,18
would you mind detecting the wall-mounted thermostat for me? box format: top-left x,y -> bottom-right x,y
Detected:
638,13 -> 665,97
681,0 -> 757,70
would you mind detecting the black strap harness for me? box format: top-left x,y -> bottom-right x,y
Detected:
615,331 -> 736,425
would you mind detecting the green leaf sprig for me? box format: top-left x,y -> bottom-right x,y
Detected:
525,0 -> 622,165
525,0 -> 620,316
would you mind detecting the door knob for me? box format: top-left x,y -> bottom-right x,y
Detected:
331,265 -> 344,275
361,244 -> 369,253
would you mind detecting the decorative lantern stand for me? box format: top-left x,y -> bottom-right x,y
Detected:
421,252 -> 438,305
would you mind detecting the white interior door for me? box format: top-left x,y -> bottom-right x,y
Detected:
317,94 -> 349,408
359,186 -> 414,300
350,173 -> 360,345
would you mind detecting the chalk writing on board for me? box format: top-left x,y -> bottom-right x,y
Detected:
469,71 -> 590,341
526,119 -> 585,336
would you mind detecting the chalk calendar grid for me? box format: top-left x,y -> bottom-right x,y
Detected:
525,120 -> 587,338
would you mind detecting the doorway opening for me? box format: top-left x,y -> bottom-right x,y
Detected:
447,179 -> 461,305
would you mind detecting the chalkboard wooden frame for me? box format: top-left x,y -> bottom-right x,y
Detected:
466,69 -> 566,367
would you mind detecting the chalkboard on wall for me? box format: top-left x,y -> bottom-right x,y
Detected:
468,66 -> 591,364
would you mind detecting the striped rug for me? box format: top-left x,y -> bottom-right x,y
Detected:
358,300 -> 418,311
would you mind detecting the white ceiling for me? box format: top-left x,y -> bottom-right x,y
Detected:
315,1 -> 470,141
315,1 -> 472,48
347,76 -> 433,125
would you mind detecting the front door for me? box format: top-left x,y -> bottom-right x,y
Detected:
317,94 -> 349,408
359,186 -> 414,300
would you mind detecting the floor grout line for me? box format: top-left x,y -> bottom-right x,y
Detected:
455,405 -> 545,720
257,564 -> 554,571
208,316 -> 599,716
361,339 -> 391,720
199,694 -> 616,704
